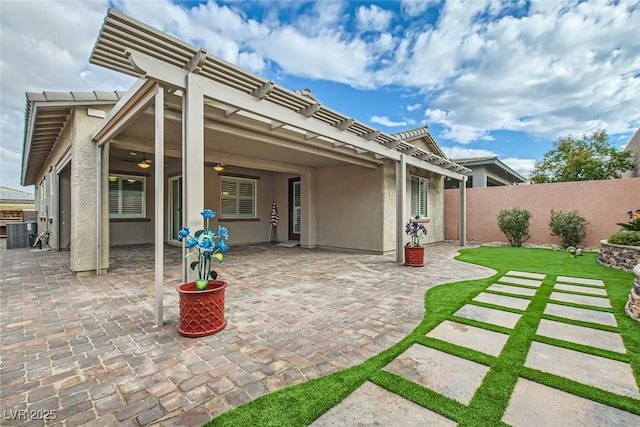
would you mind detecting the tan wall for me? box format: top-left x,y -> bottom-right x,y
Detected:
316,164 -> 385,252
445,178 -> 640,247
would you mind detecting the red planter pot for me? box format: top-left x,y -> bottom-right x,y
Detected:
177,280 -> 227,337
404,246 -> 425,267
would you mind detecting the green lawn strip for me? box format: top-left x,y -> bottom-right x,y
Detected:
540,313 -> 619,333
482,290 -> 534,300
518,367 -> 640,415
369,370 -> 470,424
545,299 -> 615,313
205,364 -> 369,427
207,247 -> 638,426
457,274 -> 556,426
531,335 -> 630,362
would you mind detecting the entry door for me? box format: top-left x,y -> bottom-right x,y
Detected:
289,178 -> 301,241
58,164 -> 71,250
169,176 -> 182,243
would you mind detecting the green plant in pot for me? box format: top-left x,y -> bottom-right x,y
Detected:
176,209 -> 230,337
404,216 -> 428,267
177,209 -> 229,290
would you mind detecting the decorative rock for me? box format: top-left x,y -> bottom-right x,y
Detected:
598,240 -> 639,272
624,264 -> 640,323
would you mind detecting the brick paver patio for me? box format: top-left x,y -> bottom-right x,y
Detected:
0,242 -> 493,426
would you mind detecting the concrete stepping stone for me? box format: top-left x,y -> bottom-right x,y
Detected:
454,304 -> 522,329
473,292 -> 530,311
384,344 -> 489,404
557,276 -> 605,287
536,319 -> 625,353
498,276 -> 543,287
506,271 -> 545,280
426,320 -> 510,356
487,283 -> 537,297
544,303 -> 617,327
502,378 -> 640,427
525,342 -> 640,399
555,283 -> 607,296
311,381 -> 456,427
550,292 -> 611,309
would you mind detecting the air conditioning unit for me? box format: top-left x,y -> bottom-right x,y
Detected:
7,222 -> 29,249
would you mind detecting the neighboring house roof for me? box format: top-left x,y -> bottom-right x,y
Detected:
87,8 -> 470,178
453,156 -> 527,184
22,91 -> 126,186
0,186 -> 35,203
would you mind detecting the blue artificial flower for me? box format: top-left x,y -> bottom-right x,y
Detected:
218,240 -> 229,252
205,230 -> 216,238
198,236 -> 216,251
185,237 -> 197,248
218,225 -> 229,240
177,226 -> 190,240
201,209 -> 215,219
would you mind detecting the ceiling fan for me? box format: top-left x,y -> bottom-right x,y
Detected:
121,152 -> 153,169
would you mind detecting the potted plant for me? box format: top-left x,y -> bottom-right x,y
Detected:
404,215 -> 428,267
176,209 -> 230,337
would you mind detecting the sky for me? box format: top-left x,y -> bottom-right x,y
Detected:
1,0 -> 639,192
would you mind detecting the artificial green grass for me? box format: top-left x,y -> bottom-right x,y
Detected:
206,247 -> 639,427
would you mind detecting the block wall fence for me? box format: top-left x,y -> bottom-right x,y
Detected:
444,178 -> 640,248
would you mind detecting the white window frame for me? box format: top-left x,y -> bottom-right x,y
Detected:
411,176 -> 428,218
108,174 -> 146,219
220,176 -> 257,219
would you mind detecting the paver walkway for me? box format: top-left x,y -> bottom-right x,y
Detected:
313,271 -> 640,426
0,242 -> 493,426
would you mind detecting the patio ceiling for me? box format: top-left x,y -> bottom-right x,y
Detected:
89,9 -> 471,178
21,91 -> 125,186
111,92 -> 393,170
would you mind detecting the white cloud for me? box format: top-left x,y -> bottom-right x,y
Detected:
407,103 -> 421,112
502,157 -> 537,178
356,5 -> 393,32
400,0 -> 438,17
441,146 -> 497,159
370,116 -> 408,127
425,109 -> 493,143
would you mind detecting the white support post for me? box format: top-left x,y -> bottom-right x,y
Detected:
459,176 -> 467,246
154,84 -> 165,327
300,171 -> 317,248
182,73 -> 205,284
96,144 -> 102,276
396,154 -> 407,263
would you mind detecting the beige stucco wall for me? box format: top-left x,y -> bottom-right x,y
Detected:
444,178 -> 640,248
70,109 -> 111,272
315,164 -> 385,252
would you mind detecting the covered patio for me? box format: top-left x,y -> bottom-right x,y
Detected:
0,243 -> 493,425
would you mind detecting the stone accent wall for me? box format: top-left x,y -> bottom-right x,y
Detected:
625,265 -> 640,322
598,240 -> 639,273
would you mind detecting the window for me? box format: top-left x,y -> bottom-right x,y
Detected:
109,175 -> 146,218
221,177 -> 256,218
411,176 -> 428,217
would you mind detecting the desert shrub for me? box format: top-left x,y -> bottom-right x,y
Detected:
549,209 -> 588,248
497,208 -> 532,247
607,230 -> 640,247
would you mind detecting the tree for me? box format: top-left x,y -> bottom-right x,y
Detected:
530,130 -> 634,183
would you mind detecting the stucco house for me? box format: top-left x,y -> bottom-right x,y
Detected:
21,9 -> 470,323
444,156 -> 527,189
622,128 -> 639,179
